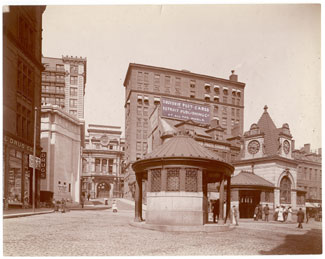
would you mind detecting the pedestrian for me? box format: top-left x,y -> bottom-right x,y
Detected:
306,210 -> 309,224
258,204 -> 263,220
232,205 -> 239,226
80,194 -> 85,209
287,206 -> 293,222
283,206 -> 288,222
263,204 -> 270,222
87,193 -> 90,201
274,206 -> 279,221
277,206 -> 284,222
212,200 -> 219,223
254,206 -> 259,221
112,200 -> 118,213
297,208 -> 305,229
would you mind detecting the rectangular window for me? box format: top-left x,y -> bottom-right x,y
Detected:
154,74 -> 160,84
236,109 -> 240,117
143,107 -> 148,116
222,106 -> 227,115
151,169 -> 161,192
185,168 -> 198,192
108,159 -> 113,174
70,87 -> 78,96
137,117 -> 142,127
70,65 -> 78,74
165,75 -> 171,85
136,129 -> 142,139
143,142 -> 148,154
223,96 -> 228,103
70,76 -> 78,85
167,168 -> 180,191
144,72 -> 149,82
143,118 -> 148,128
237,99 -> 240,106
137,106 -> 142,115
143,130 -> 147,139
175,77 -> 181,86
17,57 -> 34,99
231,108 -> 235,116
232,98 -> 236,105
102,159 -> 107,172
69,99 -> 77,108
95,158 -> 100,172
190,80 -> 196,88
56,64 -> 64,72
136,142 -> 141,151
18,15 -> 35,55
137,71 -> 143,82
222,117 -> 227,127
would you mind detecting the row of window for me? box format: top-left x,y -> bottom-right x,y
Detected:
136,129 -> 148,140
42,97 -> 65,107
17,57 -> 34,100
150,168 -> 198,192
16,103 -> 32,142
298,167 -> 322,181
18,15 -> 35,56
136,117 -> 148,128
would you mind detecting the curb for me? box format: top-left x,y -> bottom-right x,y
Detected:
68,206 -> 110,211
3,210 -> 55,219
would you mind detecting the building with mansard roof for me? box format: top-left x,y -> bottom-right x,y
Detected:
232,105 -> 306,218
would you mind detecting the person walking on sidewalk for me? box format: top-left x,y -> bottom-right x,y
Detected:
277,206 -> 284,222
287,206 -> 293,222
80,194 -> 85,209
212,200 -> 219,223
87,193 -> 90,201
263,204 -> 270,222
232,205 -> 239,226
254,206 -> 259,221
297,208 -> 305,229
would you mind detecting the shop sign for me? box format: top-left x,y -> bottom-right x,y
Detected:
161,97 -> 210,124
29,155 -> 41,170
4,135 -> 33,153
40,152 -> 46,179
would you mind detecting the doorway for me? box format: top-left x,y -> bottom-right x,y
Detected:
97,182 -> 110,198
239,190 -> 261,218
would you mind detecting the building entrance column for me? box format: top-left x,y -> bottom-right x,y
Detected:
225,176 -> 231,223
219,174 -> 225,223
134,173 -> 143,222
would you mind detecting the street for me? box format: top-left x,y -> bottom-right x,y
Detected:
3,203 -> 322,256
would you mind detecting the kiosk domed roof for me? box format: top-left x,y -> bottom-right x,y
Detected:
144,134 -> 225,162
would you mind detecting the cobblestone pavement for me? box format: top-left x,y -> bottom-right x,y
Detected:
3,209 -> 322,256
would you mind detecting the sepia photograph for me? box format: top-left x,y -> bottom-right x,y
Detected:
2,0 -> 323,256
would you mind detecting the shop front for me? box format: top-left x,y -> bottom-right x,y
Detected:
3,133 -> 41,209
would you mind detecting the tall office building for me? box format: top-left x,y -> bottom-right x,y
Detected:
41,55 -> 87,119
3,5 -> 46,208
123,63 -> 246,199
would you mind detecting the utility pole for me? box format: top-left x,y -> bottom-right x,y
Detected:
32,107 -> 37,212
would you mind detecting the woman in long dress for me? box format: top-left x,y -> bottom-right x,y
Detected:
277,206 -> 284,222
287,206 -> 293,222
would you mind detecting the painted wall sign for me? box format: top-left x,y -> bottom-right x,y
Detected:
161,97 -> 211,124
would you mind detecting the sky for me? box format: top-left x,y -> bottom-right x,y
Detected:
39,3 -> 321,150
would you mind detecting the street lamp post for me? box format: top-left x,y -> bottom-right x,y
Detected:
32,107 -> 37,212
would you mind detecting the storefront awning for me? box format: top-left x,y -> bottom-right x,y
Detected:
305,202 -> 321,208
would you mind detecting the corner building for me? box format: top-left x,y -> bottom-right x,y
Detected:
3,6 -> 46,208
123,63 -> 245,199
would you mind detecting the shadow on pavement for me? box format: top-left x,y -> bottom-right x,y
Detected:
259,228 -> 322,255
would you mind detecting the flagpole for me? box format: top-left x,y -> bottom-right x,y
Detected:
32,107 -> 37,212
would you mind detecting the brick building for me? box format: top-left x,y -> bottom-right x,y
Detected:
123,63 -> 245,199
293,144 -> 322,208
3,6 -> 46,208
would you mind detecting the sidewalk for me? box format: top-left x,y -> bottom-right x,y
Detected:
3,208 -> 55,219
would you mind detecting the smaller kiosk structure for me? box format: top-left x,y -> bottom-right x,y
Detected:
132,133 -> 234,231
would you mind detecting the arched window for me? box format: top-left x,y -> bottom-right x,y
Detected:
280,176 -> 291,203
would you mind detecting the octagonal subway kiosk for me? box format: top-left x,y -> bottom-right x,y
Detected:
132,134 -> 234,228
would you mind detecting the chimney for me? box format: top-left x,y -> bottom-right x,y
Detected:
229,70 -> 238,82
304,144 -> 311,153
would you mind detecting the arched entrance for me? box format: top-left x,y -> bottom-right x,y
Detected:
280,176 -> 291,204
97,182 -> 110,198
239,190 -> 261,218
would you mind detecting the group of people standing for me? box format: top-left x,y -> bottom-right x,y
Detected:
273,205 -> 293,222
